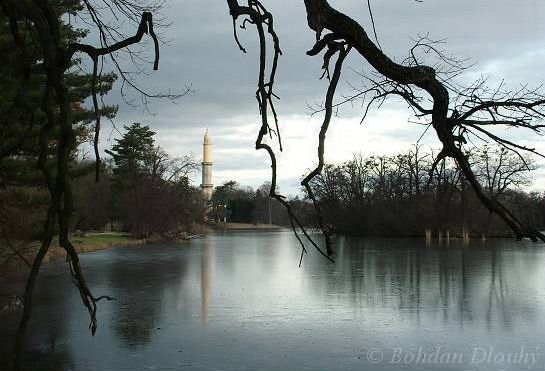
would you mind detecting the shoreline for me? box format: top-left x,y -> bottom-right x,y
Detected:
1,226 -> 535,274
46,231 -> 147,261
212,222 -> 283,231
0,225 -> 280,274
0,232 -> 145,275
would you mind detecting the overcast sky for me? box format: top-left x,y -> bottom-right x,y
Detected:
84,0 -> 545,195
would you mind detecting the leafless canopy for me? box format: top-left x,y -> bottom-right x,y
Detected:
227,0 -> 545,260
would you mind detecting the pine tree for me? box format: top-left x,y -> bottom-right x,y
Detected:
0,0 -> 119,262
0,0 -> 118,171
106,123 -> 156,179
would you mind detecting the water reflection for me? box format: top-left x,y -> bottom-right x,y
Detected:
316,236 -> 544,331
23,345 -> 74,371
106,246 -> 190,349
201,237 -> 213,323
0,267 -> 74,371
2,231 -> 544,371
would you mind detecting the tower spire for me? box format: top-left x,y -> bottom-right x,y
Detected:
201,129 -> 213,200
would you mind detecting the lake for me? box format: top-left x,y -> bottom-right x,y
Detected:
1,230 -> 545,370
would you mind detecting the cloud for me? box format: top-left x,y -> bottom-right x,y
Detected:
90,0 -> 545,194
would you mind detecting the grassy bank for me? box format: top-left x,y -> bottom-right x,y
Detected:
45,232 -> 145,262
214,222 -> 282,231
1,232 -> 145,273
71,232 -> 144,251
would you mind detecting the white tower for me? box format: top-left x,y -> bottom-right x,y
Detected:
201,129 -> 213,200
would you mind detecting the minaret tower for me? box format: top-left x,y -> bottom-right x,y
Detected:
201,129 -> 213,200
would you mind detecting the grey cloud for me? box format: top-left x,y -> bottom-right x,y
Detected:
92,0 -> 545,191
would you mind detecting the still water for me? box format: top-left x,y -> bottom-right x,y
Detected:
2,230 -> 545,371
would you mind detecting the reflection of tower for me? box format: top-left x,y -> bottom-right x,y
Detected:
201,237 -> 212,323
201,129 -> 213,200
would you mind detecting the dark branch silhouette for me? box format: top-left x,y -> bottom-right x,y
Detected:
0,1 -> 174,369
224,0 -> 545,263
227,0 -> 334,262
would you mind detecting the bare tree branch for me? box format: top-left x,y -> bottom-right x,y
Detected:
302,0 -> 544,242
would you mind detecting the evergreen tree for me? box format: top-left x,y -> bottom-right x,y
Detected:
106,123 -> 156,179
0,0 -> 118,180
0,0 -> 118,262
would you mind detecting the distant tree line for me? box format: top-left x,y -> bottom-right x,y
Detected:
205,180 -> 312,227
210,181 -> 282,224
310,145 -> 545,237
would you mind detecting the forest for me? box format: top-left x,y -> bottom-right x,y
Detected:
312,146 -> 545,237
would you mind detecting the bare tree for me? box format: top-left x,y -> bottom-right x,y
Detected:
0,1 -> 188,368
225,0 -> 545,253
227,0 -> 334,265
472,145 -> 535,200
149,146 -> 198,182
